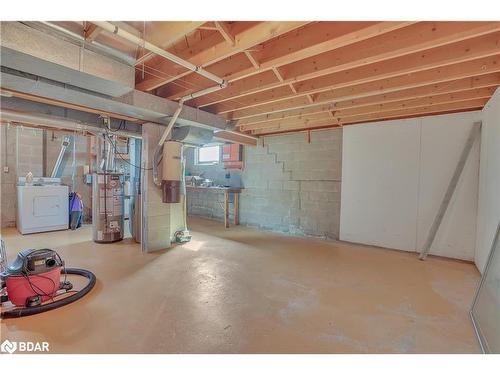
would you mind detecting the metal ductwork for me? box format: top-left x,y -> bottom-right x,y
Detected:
1,22 -> 135,97
171,126 -> 214,146
0,108 -> 142,139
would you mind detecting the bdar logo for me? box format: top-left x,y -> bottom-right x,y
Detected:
1,339 -> 17,354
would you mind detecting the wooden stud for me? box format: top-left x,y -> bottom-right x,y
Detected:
234,193 -> 239,225
244,50 -> 260,69
272,67 -> 285,82
224,191 -> 229,228
215,21 -> 235,46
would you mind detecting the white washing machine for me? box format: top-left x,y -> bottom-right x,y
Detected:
17,177 -> 69,234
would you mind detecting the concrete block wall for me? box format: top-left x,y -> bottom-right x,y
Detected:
0,125 -> 18,228
16,126 -> 43,177
186,128 -> 343,239
241,129 -> 342,239
0,126 -> 43,228
187,189 -> 236,221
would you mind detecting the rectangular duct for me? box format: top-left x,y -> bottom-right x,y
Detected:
0,22 -> 134,97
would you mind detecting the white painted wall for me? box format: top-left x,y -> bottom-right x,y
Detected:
340,111 -> 482,260
476,88 -> 500,273
340,118 -> 420,251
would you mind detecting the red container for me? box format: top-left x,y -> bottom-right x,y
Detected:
5,267 -> 61,306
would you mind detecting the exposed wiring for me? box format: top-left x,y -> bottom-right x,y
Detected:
103,128 -> 152,171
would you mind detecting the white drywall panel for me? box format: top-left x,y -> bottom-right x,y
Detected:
417,111 -> 482,261
476,88 -> 500,272
340,111 -> 482,260
340,118 -> 420,251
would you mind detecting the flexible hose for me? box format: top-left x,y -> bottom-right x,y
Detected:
0,268 -> 96,319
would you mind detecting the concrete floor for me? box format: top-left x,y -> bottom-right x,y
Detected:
0,217 -> 481,353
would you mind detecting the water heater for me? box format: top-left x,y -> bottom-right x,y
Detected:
92,172 -> 124,243
161,141 -> 183,203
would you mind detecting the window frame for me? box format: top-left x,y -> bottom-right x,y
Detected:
195,144 -> 221,165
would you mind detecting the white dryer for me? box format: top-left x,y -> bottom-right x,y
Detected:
17,177 -> 69,234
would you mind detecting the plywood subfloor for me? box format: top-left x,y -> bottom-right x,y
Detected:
0,217 -> 480,353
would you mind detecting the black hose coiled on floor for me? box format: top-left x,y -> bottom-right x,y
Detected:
0,268 -> 96,319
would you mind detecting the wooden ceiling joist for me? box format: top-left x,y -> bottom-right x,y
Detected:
164,21 -> 413,101
241,87 -> 495,132
236,73 -> 500,128
214,22 -> 235,46
244,50 -> 260,69
199,27 -> 500,113
78,20 -> 500,136
251,99 -> 487,135
136,22 -> 308,91
225,54 -> 500,120
134,21 -> 205,65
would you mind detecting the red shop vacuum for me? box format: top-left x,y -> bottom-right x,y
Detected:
0,243 -> 96,319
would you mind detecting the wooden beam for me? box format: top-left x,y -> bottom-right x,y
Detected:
225,54 -> 500,120
236,74 -> 500,127
198,26 -> 218,31
213,130 -> 258,146
244,50 -> 260,69
134,21 -> 205,66
251,99 -> 487,135
214,22 -> 235,46
194,26 -> 500,110
272,67 -> 285,82
224,21 -> 415,83
136,22 -> 308,91
84,23 -> 101,41
240,87 -> 494,131
285,22 -> 500,81
163,21 -> 413,100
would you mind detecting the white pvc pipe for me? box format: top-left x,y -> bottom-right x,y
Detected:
179,83 -> 228,102
93,21 -> 226,86
158,102 -> 184,147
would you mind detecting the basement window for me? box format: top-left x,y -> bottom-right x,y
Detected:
195,145 -> 221,165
